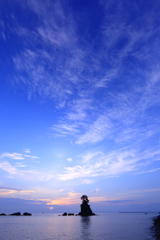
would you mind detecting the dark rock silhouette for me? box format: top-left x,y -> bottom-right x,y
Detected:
61,212 -> 74,216
62,212 -> 67,216
78,195 -> 95,216
153,215 -> 160,239
60,195 -> 96,217
23,212 -> 32,216
10,212 -> 21,216
0,212 -> 32,216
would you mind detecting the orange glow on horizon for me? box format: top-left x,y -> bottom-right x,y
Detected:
40,192 -> 108,206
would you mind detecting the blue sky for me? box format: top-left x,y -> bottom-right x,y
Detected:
0,0 -> 160,213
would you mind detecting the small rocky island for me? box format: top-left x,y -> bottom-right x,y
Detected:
78,195 -> 95,216
61,195 -> 95,216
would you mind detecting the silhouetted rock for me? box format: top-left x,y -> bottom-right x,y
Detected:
78,195 -> 95,216
10,212 -> 21,216
62,212 -> 67,216
153,215 -> 160,239
0,213 -> 6,216
23,212 -> 32,216
68,213 -> 74,216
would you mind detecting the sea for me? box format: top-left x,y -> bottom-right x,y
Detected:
0,212 -> 158,240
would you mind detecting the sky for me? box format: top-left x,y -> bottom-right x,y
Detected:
0,0 -> 160,213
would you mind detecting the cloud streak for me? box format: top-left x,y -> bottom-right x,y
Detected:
59,148 -> 160,180
0,152 -> 39,160
8,0 -> 160,152
0,186 -> 34,197
42,191 -> 107,206
0,162 -> 17,174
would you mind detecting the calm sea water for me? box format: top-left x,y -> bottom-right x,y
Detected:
0,213 -> 157,240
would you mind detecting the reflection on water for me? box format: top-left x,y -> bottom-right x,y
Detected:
81,217 -> 91,240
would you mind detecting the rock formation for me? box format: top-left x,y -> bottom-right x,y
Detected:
23,212 -> 32,216
153,215 -> 160,239
0,212 -> 32,216
62,212 -> 67,216
78,195 -> 95,216
10,212 -> 21,216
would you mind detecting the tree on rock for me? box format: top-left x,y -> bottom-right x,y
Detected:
81,195 -> 89,204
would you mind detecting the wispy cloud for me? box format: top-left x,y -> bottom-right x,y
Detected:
136,168 -> 160,175
50,66 -> 160,147
58,189 -> 64,192
76,115 -> 113,144
0,160 -> 54,182
52,123 -> 79,136
91,188 -> 99,192
66,158 -> 73,162
24,155 -> 39,159
0,153 -> 25,160
0,20 -> 6,40
0,152 -> 39,160
0,186 -> 34,196
59,148 -> 160,180
41,191 -> 107,206
82,179 -> 95,184
41,191 -> 82,205
81,152 -> 102,163
15,163 -> 27,168
24,149 -> 31,154
12,0 -> 92,104
0,162 -> 17,174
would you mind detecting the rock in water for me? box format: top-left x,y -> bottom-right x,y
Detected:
62,212 -> 68,216
23,212 -> 32,216
78,195 -> 95,216
10,212 -> 21,216
153,215 -> 160,239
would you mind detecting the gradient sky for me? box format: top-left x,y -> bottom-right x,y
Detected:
0,0 -> 160,213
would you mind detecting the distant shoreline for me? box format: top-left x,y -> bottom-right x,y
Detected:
119,212 -> 159,213
0,212 -> 32,216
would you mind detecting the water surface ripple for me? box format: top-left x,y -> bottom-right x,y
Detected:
0,213 -> 157,240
